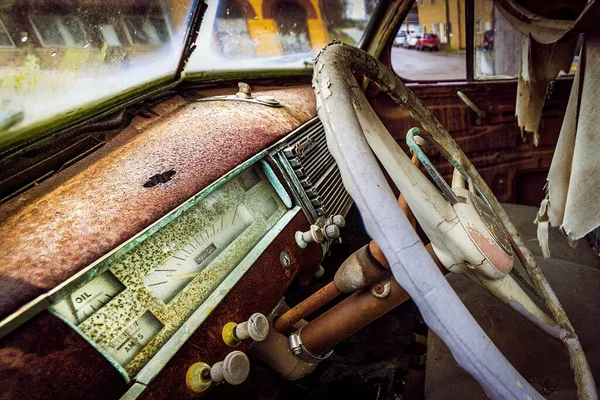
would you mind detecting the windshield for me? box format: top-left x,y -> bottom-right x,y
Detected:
0,0 -> 197,153
185,0 -> 379,75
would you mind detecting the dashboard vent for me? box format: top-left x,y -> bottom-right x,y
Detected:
273,118 -> 352,222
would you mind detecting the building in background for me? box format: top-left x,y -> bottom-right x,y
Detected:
213,0 -> 328,57
0,0 -> 190,70
400,3 -> 420,33
416,0 -> 493,50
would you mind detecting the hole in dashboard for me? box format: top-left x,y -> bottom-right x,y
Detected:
143,170 -> 177,188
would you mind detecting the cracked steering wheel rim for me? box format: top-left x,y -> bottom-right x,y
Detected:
312,43 -> 596,400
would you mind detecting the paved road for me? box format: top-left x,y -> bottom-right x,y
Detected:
391,47 -> 466,81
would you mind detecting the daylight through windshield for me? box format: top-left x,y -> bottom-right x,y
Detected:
0,0 -> 196,153
185,0 -> 379,74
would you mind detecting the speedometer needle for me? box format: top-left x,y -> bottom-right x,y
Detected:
172,272 -> 200,281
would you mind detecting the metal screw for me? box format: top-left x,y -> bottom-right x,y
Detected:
371,280 -> 392,298
280,251 -> 291,268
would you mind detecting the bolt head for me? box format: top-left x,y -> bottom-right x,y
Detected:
280,251 -> 291,268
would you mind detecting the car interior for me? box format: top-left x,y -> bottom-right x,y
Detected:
0,0 -> 599,399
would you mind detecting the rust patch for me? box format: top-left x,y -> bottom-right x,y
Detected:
0,312 -> 128,400
0,85 -> 316,320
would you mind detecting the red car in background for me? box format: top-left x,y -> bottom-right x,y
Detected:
416,33 -> 439,51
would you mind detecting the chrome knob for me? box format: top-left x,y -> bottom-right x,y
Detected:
323,224 -> 340,240
236,313 -> 269,342
327,214 -> 346,228
295,225 -> 324,247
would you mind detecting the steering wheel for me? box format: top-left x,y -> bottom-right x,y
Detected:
312,43 -> 596,399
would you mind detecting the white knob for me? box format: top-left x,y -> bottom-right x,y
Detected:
235,313 -> 269,342
210,351 -> 250,385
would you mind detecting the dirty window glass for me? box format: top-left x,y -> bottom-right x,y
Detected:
0,0 -> 196,153
185,0 -> 380,74
391,2 -> 466,81
473,1 -> 579,79
30,15 -> 87,47
0,18 -> 14,47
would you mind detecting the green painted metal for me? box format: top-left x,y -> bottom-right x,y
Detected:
261,159 -> 293,208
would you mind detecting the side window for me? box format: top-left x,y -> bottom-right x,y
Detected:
392,2 -> 466,81
122,15 -> 171,46
0,18 -> 15,48
30,15 -> 86,47
473,1 -> 579,79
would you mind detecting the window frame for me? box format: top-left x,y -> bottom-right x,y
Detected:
28,14 -> 87,48
121,14 -> 173,47
0,17 -> 16,48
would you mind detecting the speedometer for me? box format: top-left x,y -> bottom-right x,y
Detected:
144,202 -> 253,303
49,163 -> 290,377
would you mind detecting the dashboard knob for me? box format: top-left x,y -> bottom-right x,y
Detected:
295,225 -> 324,247
323,224 -> 340,240
328,214 -> 346,228
222,313 -> 269,347
210,351 -> 250,386
186,362 -> 212,393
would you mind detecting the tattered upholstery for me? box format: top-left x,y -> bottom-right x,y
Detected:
495,0 -> 600,248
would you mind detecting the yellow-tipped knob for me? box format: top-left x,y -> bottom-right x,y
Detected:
186,362 -> 212,393
222,322 -> 240,347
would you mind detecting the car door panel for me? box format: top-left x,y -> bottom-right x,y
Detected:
369,78 -> 572,205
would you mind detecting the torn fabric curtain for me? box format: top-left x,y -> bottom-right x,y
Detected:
494,0 -> 600,252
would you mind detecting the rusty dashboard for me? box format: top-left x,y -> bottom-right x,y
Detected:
0,84 -> 334,399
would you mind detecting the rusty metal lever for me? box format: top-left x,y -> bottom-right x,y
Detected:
457,91 -> 486,125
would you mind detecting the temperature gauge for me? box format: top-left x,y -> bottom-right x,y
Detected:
51,271 -> 125,325
144,202 -> 253,303
106,311 -> 164,366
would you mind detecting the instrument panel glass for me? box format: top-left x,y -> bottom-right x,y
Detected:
50,164 -> 287,377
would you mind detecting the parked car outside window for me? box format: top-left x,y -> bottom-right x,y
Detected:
403,33 -> 420,48
416,33 -> 439,51
393,30 -> 406,47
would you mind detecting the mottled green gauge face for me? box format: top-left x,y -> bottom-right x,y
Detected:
50,164 -> 287,376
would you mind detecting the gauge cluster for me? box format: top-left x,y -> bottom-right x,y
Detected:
50,164 -> 287,377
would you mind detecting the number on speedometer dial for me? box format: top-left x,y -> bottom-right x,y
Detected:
144,202 -> 253,303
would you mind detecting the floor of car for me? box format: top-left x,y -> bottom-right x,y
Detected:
424,203 -> 600,399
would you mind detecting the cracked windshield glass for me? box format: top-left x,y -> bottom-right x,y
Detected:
0,0 -> 196,152
185,0 -> 379,74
